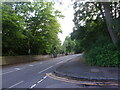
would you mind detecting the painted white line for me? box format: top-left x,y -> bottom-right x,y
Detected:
38,59 -> 71,74
40,62 -> 42,64
43,76 -> 47,79
37,79 -> 43,83
56,61 -> 64,65
2,62 -> 41,75
0,70 -> 17,75
7,81 -> 24,89
1,57 -> 74,76
37,76 -> 47,83
29,65 -> 34,66
1,67 -> 23,75
30,76 -> 47,89
38,66 -> 53,74
56,58 -> 73,65
67,58 -> 73,60
14,68 -> 21,70
30,84 -> 37,89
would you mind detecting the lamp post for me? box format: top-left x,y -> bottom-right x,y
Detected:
28,40 -> 31,62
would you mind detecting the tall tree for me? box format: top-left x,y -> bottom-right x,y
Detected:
103,2 -> 118,45
2,2 -> 63,56
71,1 -> 119,67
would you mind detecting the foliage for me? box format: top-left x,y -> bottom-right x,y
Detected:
2,2 -> 63,56
84,43 -> 119,67
62,36 -> 75,54
74,40 -> 83,54
71,2 -> 120,67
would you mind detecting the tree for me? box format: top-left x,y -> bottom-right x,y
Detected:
2,2 -> 63,56
71,1 -> 119,67
62,36 -> 75,54
2,2 -> 26,55
103,2 -> 118,45
73,1 -> 119,44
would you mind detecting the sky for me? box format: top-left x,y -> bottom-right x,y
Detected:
25,0 -> 74,44
54,0 -> 74,44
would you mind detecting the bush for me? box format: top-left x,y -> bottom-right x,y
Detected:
84,43 -> 119,67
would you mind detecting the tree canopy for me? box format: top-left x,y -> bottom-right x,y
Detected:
2,2 -> 63,56
62,36 -> 75,54
71,1 -> 120,67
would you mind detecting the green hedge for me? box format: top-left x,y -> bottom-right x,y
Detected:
84,43 -> 119,67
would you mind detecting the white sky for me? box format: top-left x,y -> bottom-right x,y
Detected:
19,0 -> 74,44
54,0 -> 74,44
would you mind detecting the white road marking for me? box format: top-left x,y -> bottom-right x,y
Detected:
7,81 -> 24,89
38,58 -> 72,74
40,62 -> 42,64
2,56 -> 75,75
0,70 -> 16,75
1,62 -> 41,75
29,65 -> 34,66
30,84 -> 37,89
37,79 -> 43,84
0,67 -> 22,75
67,58 -> 73,60
30,76 -> 47,89
56,58 -> 73,65
56,61 -> 64,65
14,68 -> 21,70
38,66 -> 53,74
37,76 -> 47,83
43,76 -> 47,79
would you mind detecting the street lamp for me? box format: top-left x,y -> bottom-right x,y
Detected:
28,40 -> 31,62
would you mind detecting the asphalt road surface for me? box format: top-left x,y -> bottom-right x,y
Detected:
2,54 -> 86,89
2,54 -> 117,89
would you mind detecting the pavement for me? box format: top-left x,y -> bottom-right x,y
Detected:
55,54 -> 120,82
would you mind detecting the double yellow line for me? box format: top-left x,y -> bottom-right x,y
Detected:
46,73 -> 119,86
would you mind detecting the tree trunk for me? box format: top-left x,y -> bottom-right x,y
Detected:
103,2 -> 117,45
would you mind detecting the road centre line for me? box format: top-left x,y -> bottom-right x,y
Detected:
38,66 -> 53,74
2,61 -> 46,75
37,76 -> 47,84
0,70 -> 17,75
38,58 -> 73,74
38,60 -> 66,74
37,79 -> 43,84
56,61 -> 64,65
40,62 -> 42,64
2,57 -> 74,75
7,81 -> 24,89
14,68 -> 21,70
29,65 -> 34,66
30,84 -> 37,89
2,62 -> 43,75
1,67 -> 25,75
30,76 -> 47,89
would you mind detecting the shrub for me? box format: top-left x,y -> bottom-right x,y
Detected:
84,43 -> 119,67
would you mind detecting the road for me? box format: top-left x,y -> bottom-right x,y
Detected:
2,54 -> 86,89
